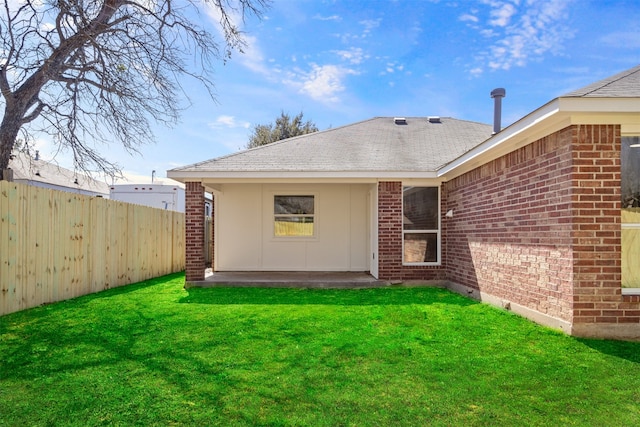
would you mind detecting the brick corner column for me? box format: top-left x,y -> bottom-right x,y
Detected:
571,124 -> 625,332
185,181 -> 205,283
378,181 -> 403,281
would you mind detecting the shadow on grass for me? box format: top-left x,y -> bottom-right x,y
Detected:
577,337 -> 640,364
178,286 -> 480,307
0,303 -> 231,397
57,271 -> 186,304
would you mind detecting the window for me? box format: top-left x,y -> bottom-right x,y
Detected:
403,186 -> 439,264
274,195 -> 315,237
621,137 -> 640,291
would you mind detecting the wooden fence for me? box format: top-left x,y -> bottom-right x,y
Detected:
1,181 -> 184,316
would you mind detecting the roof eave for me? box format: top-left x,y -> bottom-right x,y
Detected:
438,96 -> 640,179
167,170 -> 441,183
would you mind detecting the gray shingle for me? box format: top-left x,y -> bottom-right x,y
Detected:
8,151 -> 110,195
172,117 -> 492,173
563,64 -> 640,98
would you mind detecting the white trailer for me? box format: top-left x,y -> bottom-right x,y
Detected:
109,184 -> 185,212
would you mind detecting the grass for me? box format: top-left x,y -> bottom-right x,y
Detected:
1,273 -> 639,426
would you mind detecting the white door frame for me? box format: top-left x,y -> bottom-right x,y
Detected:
369,185 -> 379,278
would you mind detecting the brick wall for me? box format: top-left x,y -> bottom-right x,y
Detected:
185,181 -> 205,282
377,181 -> 446,282
445,126 -> 577,322
444,124 -> 639,338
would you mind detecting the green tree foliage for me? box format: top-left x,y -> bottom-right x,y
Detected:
247,111 -> 319,149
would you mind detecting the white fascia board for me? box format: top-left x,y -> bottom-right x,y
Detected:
168,170 -> 440,182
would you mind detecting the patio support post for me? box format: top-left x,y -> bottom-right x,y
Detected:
185,181 -> 205,282
378,181 -> 403,282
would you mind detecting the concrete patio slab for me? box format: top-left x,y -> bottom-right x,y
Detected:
187,270 -> 391,289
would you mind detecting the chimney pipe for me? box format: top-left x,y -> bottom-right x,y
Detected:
491,88 -> 506,134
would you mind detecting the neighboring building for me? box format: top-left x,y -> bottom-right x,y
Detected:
110,184 -> 186,212
109,183 -> 213,215
8,151 -> 110,197
168,65 -> 640,340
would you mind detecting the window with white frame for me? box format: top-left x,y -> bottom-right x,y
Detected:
403,186 -> 439,264
274,195 -> 315,237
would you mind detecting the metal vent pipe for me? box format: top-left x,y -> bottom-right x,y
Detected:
491,88 -> 506,134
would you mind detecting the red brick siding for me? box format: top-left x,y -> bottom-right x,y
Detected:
185,181 -> 205,282
444,124 -> 639,327
377,181 -> 447,281
445,126 -> 577,322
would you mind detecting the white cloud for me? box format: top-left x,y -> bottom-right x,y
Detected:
359,19 -> 381,37
333,47 -> 367,65
488,2 -> 516,27
236,34 -> 270,75
459,14 -> 479,23
208,115 -> 250,130
466,0 -> 574,74
381,61 -> 405,75
480,28 -> 497,37
285,64 -> 358,103
314,14 -> 342,22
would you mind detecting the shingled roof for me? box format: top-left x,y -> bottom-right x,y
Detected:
171,117 -> 492,174
563,64 -> 640,98
9,151 -> 110,196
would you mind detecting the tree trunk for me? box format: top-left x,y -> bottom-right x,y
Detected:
0,112 -> 23,180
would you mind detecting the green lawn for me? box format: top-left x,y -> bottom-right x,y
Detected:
1,273 -> 639,426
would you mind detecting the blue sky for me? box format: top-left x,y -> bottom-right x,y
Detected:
36,0 -> 640,184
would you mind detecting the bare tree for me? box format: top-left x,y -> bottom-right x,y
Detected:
247,111 -> 318,149
0,0 -> 268,179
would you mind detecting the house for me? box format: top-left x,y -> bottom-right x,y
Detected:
168,65 -> 640,340
8,151 -> 110,197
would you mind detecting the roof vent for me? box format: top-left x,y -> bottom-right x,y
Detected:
394,117 -> 407,125
428,116 -> 441,123
491,88 -> 506,134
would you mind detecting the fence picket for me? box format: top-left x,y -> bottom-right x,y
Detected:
0,181 -> 185,316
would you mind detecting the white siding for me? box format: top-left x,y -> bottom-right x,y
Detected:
216,183 -> 370,271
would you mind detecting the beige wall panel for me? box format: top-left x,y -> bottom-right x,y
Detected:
304,186 -> 350,270
216,183 -> 369,271
261,240 -> 310,270
217,184 -> 263,270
